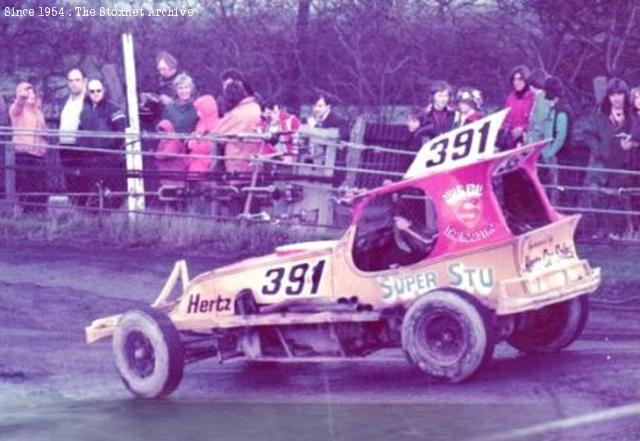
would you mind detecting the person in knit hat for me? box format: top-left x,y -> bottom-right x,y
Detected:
583,77 -> 633,239
454,87 -> 484,128
9,82 -> 49,212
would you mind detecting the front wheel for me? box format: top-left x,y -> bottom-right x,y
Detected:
402,289 -> 495,383
113,308 -> 184,398
507,295 -> 589,353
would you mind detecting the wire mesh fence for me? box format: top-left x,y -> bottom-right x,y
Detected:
1,123 -> 639,242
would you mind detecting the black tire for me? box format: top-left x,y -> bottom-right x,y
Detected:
402,289 -> 495,383
507,295 -> 589,353
113,308 -> 184,398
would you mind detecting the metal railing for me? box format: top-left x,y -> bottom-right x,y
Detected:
1,124 -> 639,241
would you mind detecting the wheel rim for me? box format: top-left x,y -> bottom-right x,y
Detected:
124,330 -> 156,378
417,310 -> 466,364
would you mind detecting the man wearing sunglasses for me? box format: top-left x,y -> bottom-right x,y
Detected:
76,78 -> 127,208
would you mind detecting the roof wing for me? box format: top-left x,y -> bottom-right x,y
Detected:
404,109 -> 509,179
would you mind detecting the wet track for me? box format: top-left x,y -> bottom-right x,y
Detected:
0,243 -> 638,441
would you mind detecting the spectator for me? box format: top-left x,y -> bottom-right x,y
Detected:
214,79 -> 262,175
9,82 -> 48,213
77,78 -> 127,208
306,95 -> 346,135
454,87 -> 484,128
501,65 -> 534,149
217,68 -> 259,117
187,95 -> 219,176
59,68 -> 87,202
155,51 -> 180,104
140,51 -> 180,125
258,101 -> 301,164
419,81 -> 455,139
155,119 -> 188,191
307,95 -> 350,184
161,73 -> 198,135
539,76 -> 571,204
630,86 -> 640,144
583,78 -> 633,239
59,68 -> 87,145
527,69 -> 551,143
407,107 -> 428,150
628,86 -> 640,232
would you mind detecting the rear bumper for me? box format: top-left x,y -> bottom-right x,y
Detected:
496,260 -> 601,315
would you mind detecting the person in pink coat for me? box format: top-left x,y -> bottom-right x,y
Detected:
213,80 -> 262,176
187,95 -> 219,178
502,65 -> 535,149
155,119 -> 188,188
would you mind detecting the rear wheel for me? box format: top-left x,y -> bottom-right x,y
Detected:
402,290 -> 495,383
507,295 -> 589,353
113,308 -> 184,398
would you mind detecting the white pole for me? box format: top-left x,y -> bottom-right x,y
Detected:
122,32 -> 146,213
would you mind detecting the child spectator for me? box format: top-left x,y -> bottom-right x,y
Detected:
258,101 -> 301,164
454,87 -> 484,128
155,119 -> 188,189
187,95 -> 219,177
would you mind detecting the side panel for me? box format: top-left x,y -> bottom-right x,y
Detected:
172,250 -> 335,324
333,229 -> 519,310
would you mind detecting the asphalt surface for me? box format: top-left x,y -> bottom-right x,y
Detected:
0,243 -> 638,441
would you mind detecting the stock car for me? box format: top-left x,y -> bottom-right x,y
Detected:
86,112 -> 601,398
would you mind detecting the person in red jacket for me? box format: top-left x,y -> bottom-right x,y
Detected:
187,95 -> 219,177
257,101 -> 301,164
502,65 -> 534,149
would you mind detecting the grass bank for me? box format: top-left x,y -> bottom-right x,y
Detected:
0,212 -> 340,257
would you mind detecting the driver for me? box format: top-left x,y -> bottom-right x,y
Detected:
385,194 -> 437,267
392,215 -> 436,254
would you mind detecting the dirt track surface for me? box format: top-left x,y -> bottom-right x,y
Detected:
0,243 -> 639,441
